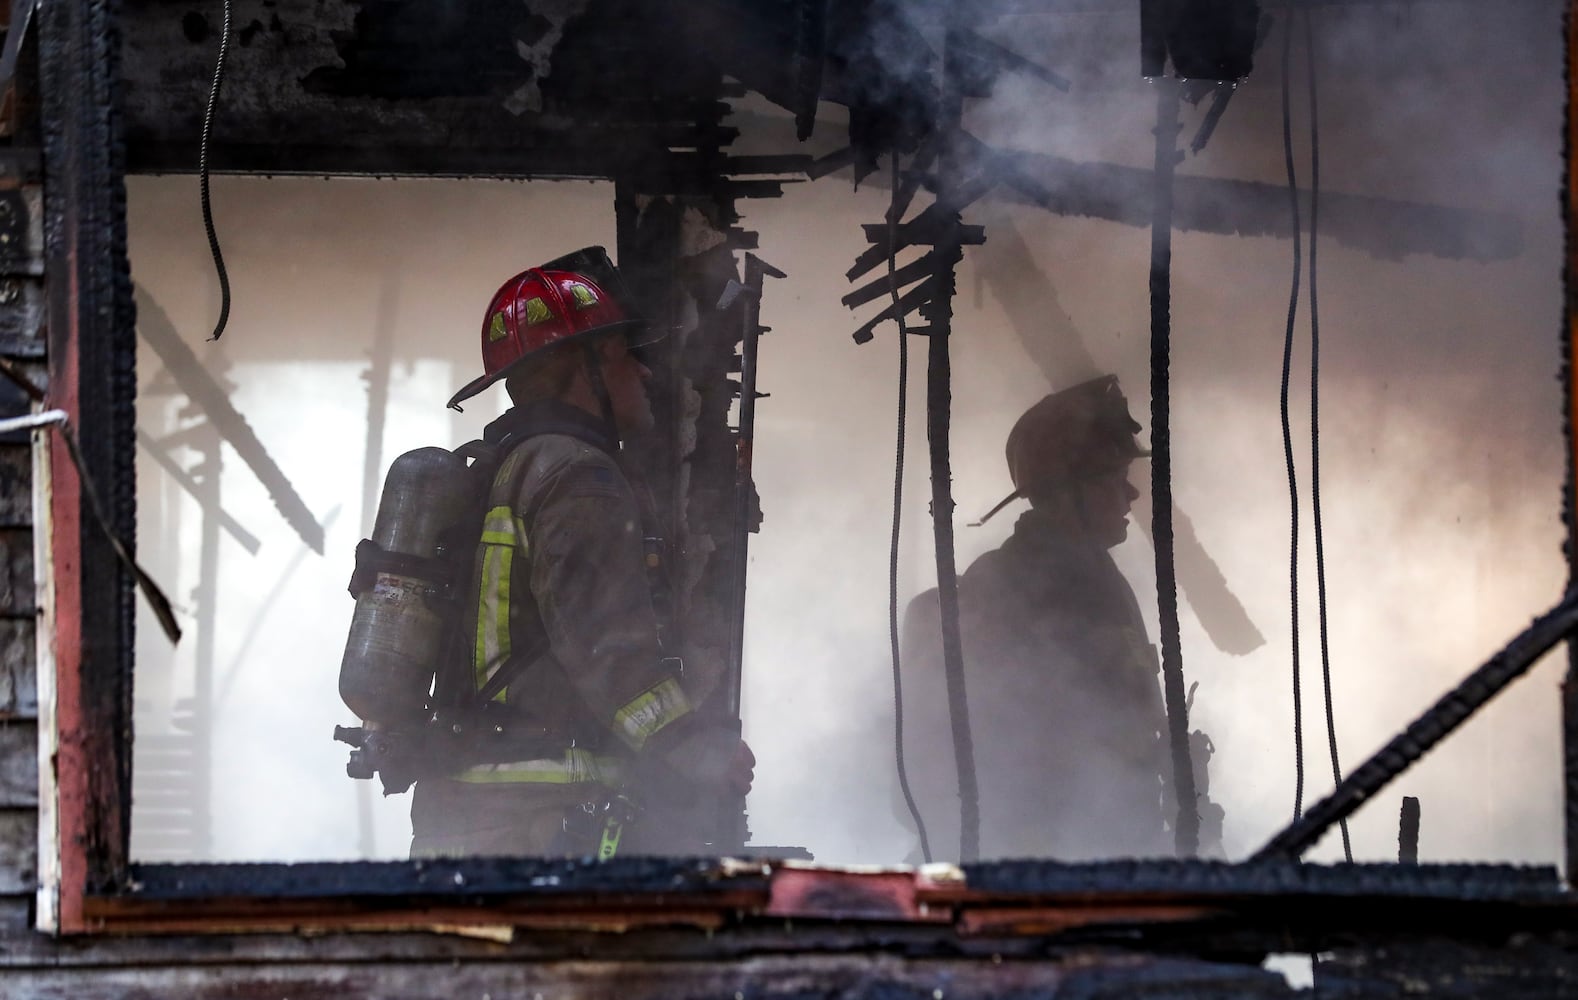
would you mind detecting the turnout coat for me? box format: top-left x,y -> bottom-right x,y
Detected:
900,507 -> 1172,862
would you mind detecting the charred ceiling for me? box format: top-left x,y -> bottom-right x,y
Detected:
118,0 -> 1525,267
120,0 -> 826,179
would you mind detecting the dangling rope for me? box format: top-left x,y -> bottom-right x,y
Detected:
1278,10 -> 1307,824
887,152 -> 934,864
1303,6 -> 1351,862
200,0 -> 233,341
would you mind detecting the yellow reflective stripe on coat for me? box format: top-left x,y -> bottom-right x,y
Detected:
474,504 -> 527,702
454,748 -> 623,785
612,677 -> 692,750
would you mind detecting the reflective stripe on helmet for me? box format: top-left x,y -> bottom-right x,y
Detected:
612,677 -> 691,750
454,747 -> 623,785
474,504 -> 528,703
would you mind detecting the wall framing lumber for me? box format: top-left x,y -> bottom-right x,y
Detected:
39,0 -> 138,928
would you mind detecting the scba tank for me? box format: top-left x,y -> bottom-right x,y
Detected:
339,447 -> 472,726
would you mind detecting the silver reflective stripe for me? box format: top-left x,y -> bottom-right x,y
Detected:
454,748 -> 623,785
612,676 -> 692,750
474,505 -> 527,701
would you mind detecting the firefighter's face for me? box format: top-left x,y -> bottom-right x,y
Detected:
598,336 -> 654,437
1075,461 -> 1140,548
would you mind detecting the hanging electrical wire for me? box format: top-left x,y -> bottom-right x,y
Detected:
199,0 -> 233,341
1303,6 -> 1352,863
886,152 -> 934,864
1279,9 -> 1306,823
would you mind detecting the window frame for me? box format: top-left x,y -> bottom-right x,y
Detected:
31,0 -> 1578,939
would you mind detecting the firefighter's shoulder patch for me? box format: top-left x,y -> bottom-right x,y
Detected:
561,460 -> 624,501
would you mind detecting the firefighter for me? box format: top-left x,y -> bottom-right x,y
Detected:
899,374 -> 1176,862
409,247 -> 753,858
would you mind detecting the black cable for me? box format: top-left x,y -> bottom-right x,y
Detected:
1303,6 -> 1351,863
1254,590 -> 1578,860
888,152 -> 934,864
200,0 -> 233,341
1279,10 -> 1307,823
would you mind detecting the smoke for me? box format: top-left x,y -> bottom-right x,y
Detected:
129,176 -> 617,860
128,0 -> 1566,868
738,0 -> 1566,865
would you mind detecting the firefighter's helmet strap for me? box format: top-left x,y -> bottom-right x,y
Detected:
968,490 -> 1022,528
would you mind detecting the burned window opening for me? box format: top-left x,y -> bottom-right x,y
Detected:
15,0 -> 1578,952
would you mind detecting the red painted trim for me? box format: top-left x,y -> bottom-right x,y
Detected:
766,867 -> 952,923
47,260 -> 88,933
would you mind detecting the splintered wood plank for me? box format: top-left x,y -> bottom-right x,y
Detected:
0,618 -> 35,719
0,808 -> 36,894
0,445 -> 29,527
0,952 -> 1302,999
0,527 -> 34,613
0,721 -> 37,806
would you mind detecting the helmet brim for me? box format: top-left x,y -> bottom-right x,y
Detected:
446,319 -> 660,412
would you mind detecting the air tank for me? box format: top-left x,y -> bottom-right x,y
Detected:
339,447 -> 473,726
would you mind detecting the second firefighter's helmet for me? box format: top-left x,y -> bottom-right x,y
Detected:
1006,374 -> 1149,498
975,374 -> 1148,524
446,246 -> 656,411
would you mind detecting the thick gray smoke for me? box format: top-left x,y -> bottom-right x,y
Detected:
129,1 -> 1566,867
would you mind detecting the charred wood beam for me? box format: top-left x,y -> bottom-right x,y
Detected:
1148,77 -> 1200,858
1254,589 -> 1578,860
842,251 -> 933,309
848,219 -> 986,283
1565,0 -> 1578,883
954,28 -> 1070,92
717,254 -> 784,854
851,277 -> 938,344
1398,796 -> 1421,864
80,857 -> 1568,955
135,289 -> 323,554
721,254 -> 784,723
917,0 -> 1554,14
0,952 -> 1307,997
925,26 -> 982,865
891,137 -> 939,223
678,0 -> 826,139
992,147 -> 1521,262
135,429 -> 260,554
123,143 -> 802,198
40,0 -> 139,896
807,146 -> 859,179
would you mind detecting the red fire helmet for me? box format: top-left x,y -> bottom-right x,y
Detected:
447,247 -> 655,411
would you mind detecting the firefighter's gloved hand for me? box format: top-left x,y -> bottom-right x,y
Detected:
662,725 -> 754,796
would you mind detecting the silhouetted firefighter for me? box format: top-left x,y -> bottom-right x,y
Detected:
901,375 -> 1222,861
